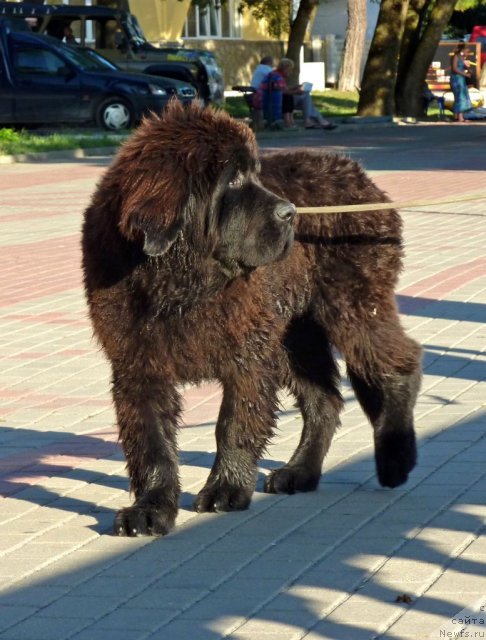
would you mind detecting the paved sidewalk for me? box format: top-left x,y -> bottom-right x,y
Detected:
0,123 -> 485,640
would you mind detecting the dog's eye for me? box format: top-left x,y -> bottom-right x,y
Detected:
228,175 -> 243,188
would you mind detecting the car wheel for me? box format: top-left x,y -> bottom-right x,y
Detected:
96,97 -> 134,131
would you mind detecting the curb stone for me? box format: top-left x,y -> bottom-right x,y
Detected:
0,145 -> 120,165
0,117 -> 398,164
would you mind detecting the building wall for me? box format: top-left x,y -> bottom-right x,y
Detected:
130,0 -> 189,43
311,0 -> 379,41
133,2 -> 286,88
241,12 -> 274,41
183,39 -> 285,87
310,0 -> 378,86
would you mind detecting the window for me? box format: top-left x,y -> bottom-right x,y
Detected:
184,0 -> 241,39
13,46 -> 66,74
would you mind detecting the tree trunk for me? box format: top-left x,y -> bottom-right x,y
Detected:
358,0 -> 409,116
396,0 -> 429,82
395,0 -> 457,116
285,0 -> 319,85
337,0 -> 367,91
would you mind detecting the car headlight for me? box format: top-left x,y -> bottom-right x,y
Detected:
148,83 -> 168,96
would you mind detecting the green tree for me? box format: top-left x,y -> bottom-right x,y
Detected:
235,0 -> 319,83
238,0 -> 293,39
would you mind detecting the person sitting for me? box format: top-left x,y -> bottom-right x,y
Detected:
273,58 -> 336,130
253,62 -> 287,128
296,91 -> 336,129
251,56 -> 274,90
63,25 -> 77,44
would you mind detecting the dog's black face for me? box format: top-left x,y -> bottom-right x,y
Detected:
212,171 -> 296,275
115,105 -> 295,275
134,166 -> 296,278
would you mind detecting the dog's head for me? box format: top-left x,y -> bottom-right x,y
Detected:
108,101 -> 295,273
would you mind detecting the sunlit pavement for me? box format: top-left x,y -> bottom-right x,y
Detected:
0,122 -> 485,639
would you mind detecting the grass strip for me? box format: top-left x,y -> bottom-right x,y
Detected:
0,128 -> 124,155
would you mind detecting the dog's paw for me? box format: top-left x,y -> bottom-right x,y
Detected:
193,481 -> 253,513
264,465 -> 320,495
375,429 -> 417,488
114,504 -> 176,537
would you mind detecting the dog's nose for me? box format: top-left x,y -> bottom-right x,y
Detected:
274,202 -> 296,223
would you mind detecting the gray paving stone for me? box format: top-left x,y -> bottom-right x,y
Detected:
303,620 -> 384,639
0,585 -> 68,607
1,124 -> 486,640
71,628 -> 146,640
39,595 -> 122,619
0,605 -> 37,632
146,619 -> 222,639
0,615 -> 88,640
94,606 -> 177,630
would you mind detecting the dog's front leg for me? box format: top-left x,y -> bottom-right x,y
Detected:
194,380 -> 278,513
111,366 -> 181,536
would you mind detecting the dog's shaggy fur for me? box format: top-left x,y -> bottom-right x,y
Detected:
82,101 -> 422,536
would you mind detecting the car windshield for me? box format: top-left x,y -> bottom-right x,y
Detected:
61,45 -> 119,71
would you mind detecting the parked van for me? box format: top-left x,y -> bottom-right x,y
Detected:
0,1 -> 224,104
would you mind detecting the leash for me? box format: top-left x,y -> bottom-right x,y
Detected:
296,192 -> 486,215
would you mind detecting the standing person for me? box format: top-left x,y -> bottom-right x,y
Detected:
450,42 -> 473,123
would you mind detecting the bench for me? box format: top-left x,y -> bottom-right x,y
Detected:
424,85 -> 446,117
424,69 -> 449,117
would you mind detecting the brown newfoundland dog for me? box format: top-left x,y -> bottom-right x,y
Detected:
82,101 -> 422,536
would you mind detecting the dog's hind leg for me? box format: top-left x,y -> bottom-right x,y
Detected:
264,316 -> 343,495
347,363 -> 421,488
336,309 -> 422,488
111,366 -> 182,537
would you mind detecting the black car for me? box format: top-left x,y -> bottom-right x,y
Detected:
0,2 -> 225,105
0,22 -> 197,130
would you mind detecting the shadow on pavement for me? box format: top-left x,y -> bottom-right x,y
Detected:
0,400 -> 485,639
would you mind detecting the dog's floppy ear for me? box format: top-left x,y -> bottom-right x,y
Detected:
133,206 -> 187,257
118,168 -> 190,257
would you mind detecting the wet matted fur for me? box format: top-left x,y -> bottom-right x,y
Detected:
82,101 -> 422,536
